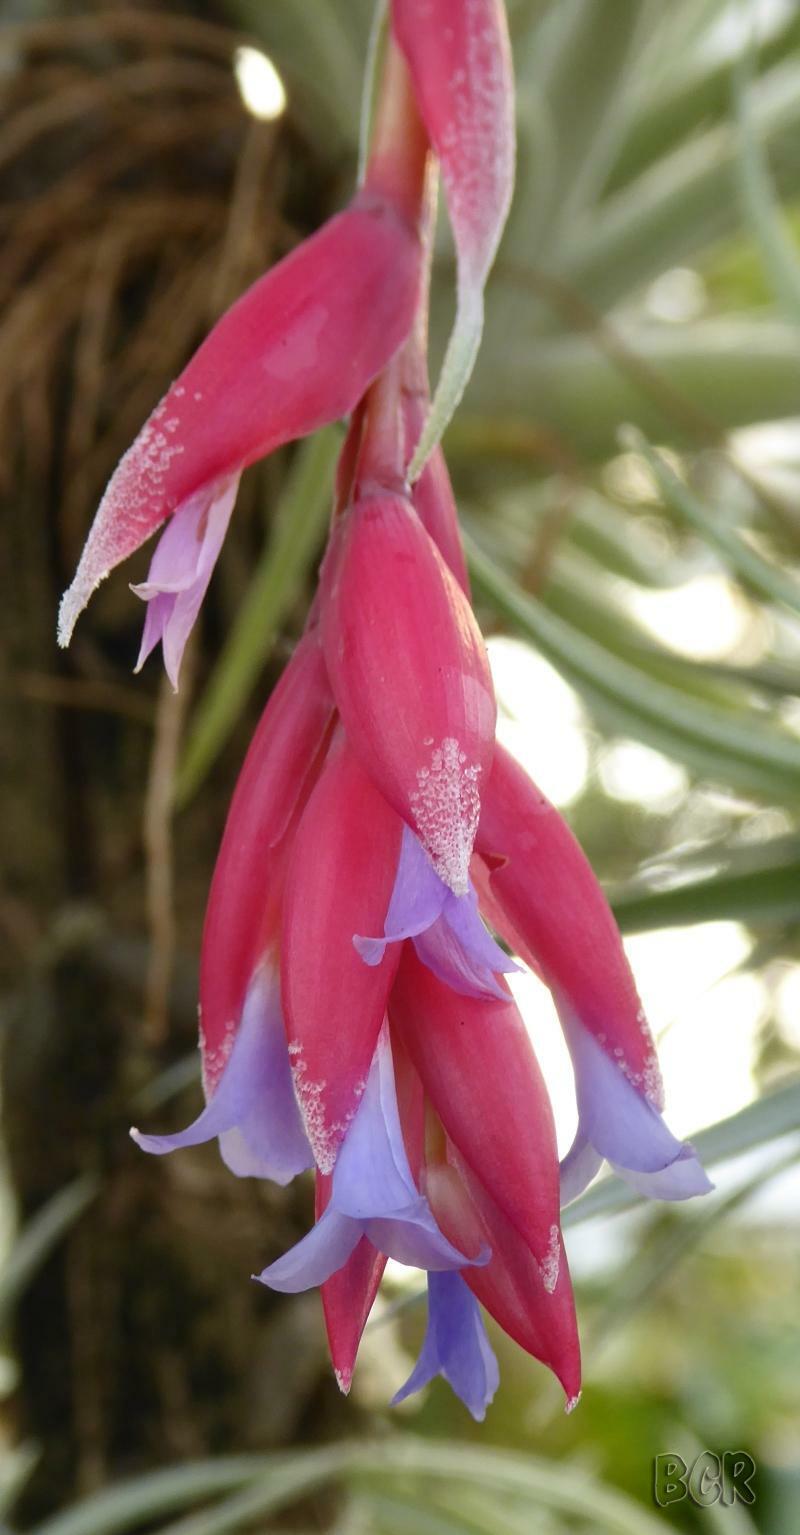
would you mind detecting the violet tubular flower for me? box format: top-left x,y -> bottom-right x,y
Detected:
320,490 -> 496,896
354,823 -> 517,1001
58,195 -> 424,667
255,1028 -> 472,1292
131,474 -> 239,689
558,1009 -> 712,1205
476,745 -> 713,1207
393,1270 -> 500,1421
131,963 -> 312,1185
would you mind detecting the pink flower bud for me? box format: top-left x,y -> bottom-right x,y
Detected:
477,744 -> 660,1102
321,492 -> 496,894
58,193 -> 422,647
392,0 -> 515,468
424,1147 -> 581,1408
199,634 -> 333,1090
392,946 -> 559,1263
317,1172 -> 386,1395
281,737 -> 403,1172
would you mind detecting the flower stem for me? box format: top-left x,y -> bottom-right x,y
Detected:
362,32 -> 429,228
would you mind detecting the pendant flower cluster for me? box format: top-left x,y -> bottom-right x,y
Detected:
59,0 -> 711,1421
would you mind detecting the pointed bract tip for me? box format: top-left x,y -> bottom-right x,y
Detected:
57,576 -> 93,649
565,1391 -> 582,1415
334,1367 -> 352,1396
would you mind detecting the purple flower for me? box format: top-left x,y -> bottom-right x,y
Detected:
131,473 -> 240,690
558,1008 -> 713,1205
393,1270 -> 499,1421
131,964 -> 313,1185
254,1026 -> 474,1292
355,824 -> 517,1000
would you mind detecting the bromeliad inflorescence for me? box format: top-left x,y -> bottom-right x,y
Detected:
59,0 -> 711,1420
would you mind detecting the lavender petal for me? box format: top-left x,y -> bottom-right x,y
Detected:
354,825 -> 447,965
365,1206 -> 471,1271
414,883 -> 517,1001
610,1146 -> 713,1200
392,1271 -> 499,1421
333,1026 -> 471,1269
254,1207 -> 361,1292
561,1011 -> 712,1198
332,1026 -> 421,1217
559,1128 -> 604,1207
132,966 -> 313,1186
132,474 -> 239,689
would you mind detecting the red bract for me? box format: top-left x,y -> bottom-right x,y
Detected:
392,948 -> 560,1261
477,743 -> 660,1101
321,492 -> 496,895
58,193 -> 422,648
392,0 -> 515,469
317,1174 -> 386,1394
426,1148 -> 581,1407
280,736 -> 402,1172
199,634 -> 333,1089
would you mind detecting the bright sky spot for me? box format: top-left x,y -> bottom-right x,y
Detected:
603,451 -> 663,505
627,574 -> 752,660
599,739 -> 688,812
646,267 -> 706,324
731,418 -> 800,506
508,968 -> 578,1158
512,922 -> 758,1163
488,636 -> 589,806
233,46 -> 287,121
776,964 -> 800,1051
626,922 -> 758,1137
657,970 -> 764,1138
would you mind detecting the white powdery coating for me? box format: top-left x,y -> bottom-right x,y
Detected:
409,736 -> 480,897
565,1392 -> 582,1415
57,396 -> 185,646
596,1012 -> 664,1109
614,1040 -> 663,1109
288,1041 -> 365,1175
201,1016 -> 236,1097
334,1368 -> 352,1395
438,0 -> 514,288
540,1224 -> 560,1295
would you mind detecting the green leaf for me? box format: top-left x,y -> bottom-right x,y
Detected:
176,429 -> 338,807
32,1458 -> 268,1535
590,1143 -> 800,1352
466,531 -> 800,799
467,314 -> 800,458
537,0 -> 649,236
734,52 -> 800,324
409,292 -> 484,482
611,838 -> 800,933
0,1175 -> 99,1334
368,1487 -> 559,1535
158,1441 -> 670,1535
608,4 -> 800,190
356,0 -> 387,184
622,427 -> 800,615
555,62 -> 800,308
35,1436 -> 694,1535
564,490 -> 689,589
